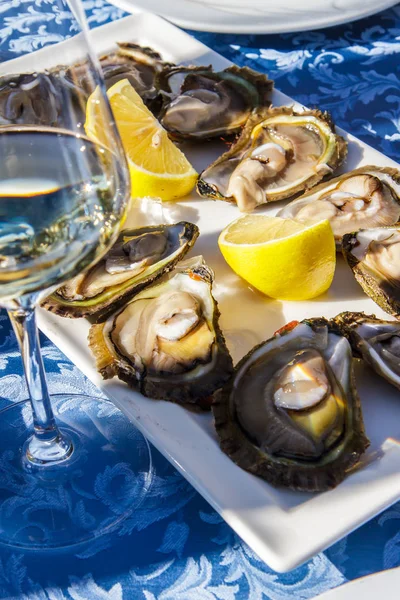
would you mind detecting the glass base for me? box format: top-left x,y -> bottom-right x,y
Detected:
0,394 -> 152,549
24,429 -> 73,466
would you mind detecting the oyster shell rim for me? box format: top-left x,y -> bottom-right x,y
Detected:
342,223 -> 400,319
334,310 -> 400,392
212,317 -> 370,492
197,105 -> 348,205
42,221 -> 199,323
115,41 -> 166,64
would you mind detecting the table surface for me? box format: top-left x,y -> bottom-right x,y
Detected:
0,1 -> 400,598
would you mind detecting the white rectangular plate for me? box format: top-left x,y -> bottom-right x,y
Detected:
10,10 -> 400,573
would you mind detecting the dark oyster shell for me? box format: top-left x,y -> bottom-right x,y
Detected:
342,224 -> 400,319
213,318 -> 369,492
88,257 -> 234,407
0,42 -> 171,126
0,71 -> 66,127
103,43 -> 169,105
335,311 -> 400,391
71,43 -> 171,113
156,64 -> 273,141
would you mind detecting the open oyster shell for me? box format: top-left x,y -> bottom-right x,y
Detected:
0,43 -> 170,126
0,72 -> 65,126
335,311 -> 400,392
278,166 -> 400,249
101,42 -> 170,108
43,222 -> 198,322
74,43 -> 171,114
342,225 -> 400,318
156,64 -> 273,141
88,257 -> 234,407
197,107 -> 347,212
213,318 -> 369,492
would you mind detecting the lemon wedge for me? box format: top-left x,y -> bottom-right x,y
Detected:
218,215 -> 336,300
85,79 -> 198,201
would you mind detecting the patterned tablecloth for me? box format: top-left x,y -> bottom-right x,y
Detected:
0,1 -> 400,598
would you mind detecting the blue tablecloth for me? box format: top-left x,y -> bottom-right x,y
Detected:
0,2 -> 400,598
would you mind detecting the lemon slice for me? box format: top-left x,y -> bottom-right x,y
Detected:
85,80 -> 198,201
218,215 -> 336,300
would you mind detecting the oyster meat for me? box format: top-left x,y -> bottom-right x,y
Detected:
342,225 -> 400,318
156,65 -> 273,140
197,107 -> 347,212
335,311 -> 400,392
0,42 -> 170,126
88,257 -> 233,406
278,166 -> 400,249
213,318 -> 369,492
43,222 -> 198,321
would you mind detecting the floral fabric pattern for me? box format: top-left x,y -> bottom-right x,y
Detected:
0,1 -> 400,598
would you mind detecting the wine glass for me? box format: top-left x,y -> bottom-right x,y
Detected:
0,0 -> 152,548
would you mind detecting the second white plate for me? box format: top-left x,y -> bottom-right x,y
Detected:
107,0 -> 399,33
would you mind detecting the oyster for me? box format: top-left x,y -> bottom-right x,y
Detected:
0,72 -> 64,126
156,64 -> 273,140
43,222 -> 198,321
101,43 -> 169,107
88,257 -> 234,406
213,318 -> 369,492
0,43 -> 170,126
197,107 -> 347,212
278,166 -> 400,249
335,311 -> 400,391
67,43 -> 170,111
342,225 -> 400,318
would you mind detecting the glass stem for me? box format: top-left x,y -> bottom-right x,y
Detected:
8,298 -> 73,467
